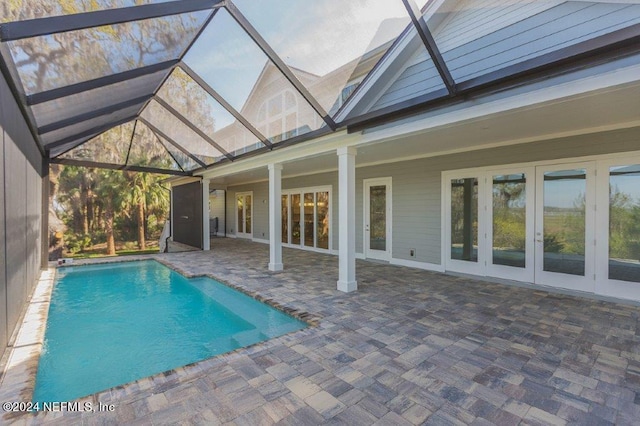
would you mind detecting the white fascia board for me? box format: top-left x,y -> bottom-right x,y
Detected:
165,176 -> 201,188
197,130 -> 362,180
361,61 -> 640,146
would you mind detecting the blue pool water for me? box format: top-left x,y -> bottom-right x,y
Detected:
34,260 -> 306,402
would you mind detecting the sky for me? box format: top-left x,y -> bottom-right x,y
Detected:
183,0 -> 411,112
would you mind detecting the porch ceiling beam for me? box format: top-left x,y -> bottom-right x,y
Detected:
402,0 -> 456,96
50,157 -> 191,176
153,96 -> 234,161
44,115 -> 137,150
224,1 -> 337,130
179,62 -> 273,149
0,0 -> 225,42
26,60 -> 179,106
38,94 -> 152,135
138,117 -> 208,169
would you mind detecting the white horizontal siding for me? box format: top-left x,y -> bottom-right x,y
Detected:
446,2 -> 640,81
370,1 -> 640,112
372,61 -> 443,111
209,190 -> 226,235
372,0 -> 561,111
356,163 -> 440,261
434,0 -> 563,53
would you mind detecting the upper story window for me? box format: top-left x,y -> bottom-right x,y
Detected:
258,90 -> 299,144
338,78 -> 364,109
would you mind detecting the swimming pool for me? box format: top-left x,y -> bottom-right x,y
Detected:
34,260 -> 307,402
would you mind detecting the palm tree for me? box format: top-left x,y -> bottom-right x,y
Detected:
120,170 -> 169,250
124,124 -> 172,250
94,169 -> 126,255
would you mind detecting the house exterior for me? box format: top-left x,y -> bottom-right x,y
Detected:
169,0 -> 640,302
2,0 -> 640,360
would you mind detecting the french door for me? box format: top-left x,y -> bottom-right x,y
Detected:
364,178 -> 392,261
281,187 -> 331,251
236,192 -> 252,238
487,168 -> 535,282
445,174 -> 484,275
445,156 -> 640,298
444,162 -> 595,290
595,157 -> 640,300
534,163 -> 595,291
445,168 -> 534,281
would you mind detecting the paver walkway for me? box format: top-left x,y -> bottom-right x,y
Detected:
8,238 -> 640,424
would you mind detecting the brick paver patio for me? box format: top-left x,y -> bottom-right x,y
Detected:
6,238 -> 640,424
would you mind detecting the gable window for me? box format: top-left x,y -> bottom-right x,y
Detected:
257,90 -> 299,144
340,80 -> 361,106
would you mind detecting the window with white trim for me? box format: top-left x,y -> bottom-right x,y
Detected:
257,90 -> 299,144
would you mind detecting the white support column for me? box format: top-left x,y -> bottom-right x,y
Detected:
202,179 -> 210,251
337,147 -> 357,292
268,163 -> 284,271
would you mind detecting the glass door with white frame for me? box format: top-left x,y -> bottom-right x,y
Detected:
444,156 -> 640,300
282,188 -> 331,251
486,169 -> 535,282
316,191 -> 330,249
291,193 -> 301,245
303,193 -> 314,247
364,178 -> 392,261
535,163 -> 595,292
596,160 -> 640,299
281,194 -> 289,244
444,168 -> 533,282
236,192 -> 253,239
446,175 -> 484,274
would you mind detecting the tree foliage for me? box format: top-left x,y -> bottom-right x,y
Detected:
3,0 -> 207,94
53,165 -> 169,256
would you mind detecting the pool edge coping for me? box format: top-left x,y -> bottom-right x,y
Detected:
1,256 -> 321,421
0,268 -> 55,422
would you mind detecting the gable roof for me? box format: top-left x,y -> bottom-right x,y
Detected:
340,0 -> 640,128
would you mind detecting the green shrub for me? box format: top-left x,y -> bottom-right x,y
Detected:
64,233 -> 92,253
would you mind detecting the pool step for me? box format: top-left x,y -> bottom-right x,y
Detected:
230,329 -> 268,347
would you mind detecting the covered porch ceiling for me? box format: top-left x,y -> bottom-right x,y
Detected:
1,1 -> 639,176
